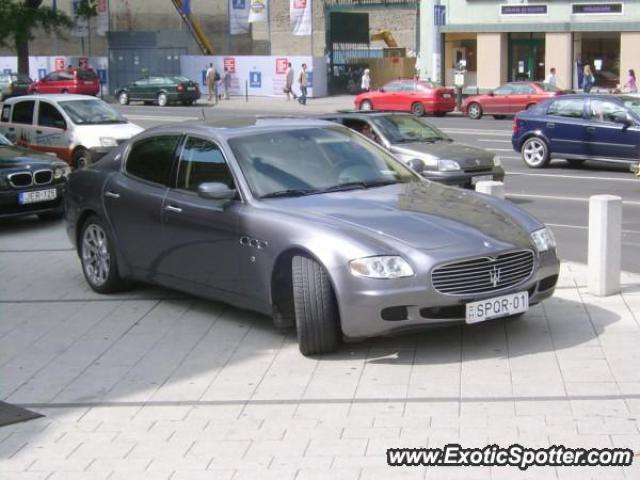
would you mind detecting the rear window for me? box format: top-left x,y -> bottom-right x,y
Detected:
11,100 -> 35,125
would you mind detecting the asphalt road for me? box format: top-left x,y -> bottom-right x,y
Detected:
114,102 -> 640,274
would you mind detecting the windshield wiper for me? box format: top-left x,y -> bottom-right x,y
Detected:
318,179 -> 398,194
260,188 -> 317,199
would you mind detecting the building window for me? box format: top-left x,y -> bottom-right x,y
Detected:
508,33 -> 545,82
574,32 -> 620,90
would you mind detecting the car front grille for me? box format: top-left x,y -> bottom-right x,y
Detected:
8,172 -> 32,188
34,169 -> 53,185
431,250 -> 535,295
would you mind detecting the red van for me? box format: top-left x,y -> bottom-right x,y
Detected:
29,68 -> 100,96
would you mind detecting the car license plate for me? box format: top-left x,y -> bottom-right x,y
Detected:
442,93 -> 452,98
18,189 -> 57,205
187,86 -> 196,91
466,291 -> 528,324
472,175 -> 493,185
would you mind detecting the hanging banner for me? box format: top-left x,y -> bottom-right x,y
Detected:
71,0 -> 88,37
97,0 -> 109,36
249,0 -> 268,23
290,0 -> 311,36
229,0 -> 250,35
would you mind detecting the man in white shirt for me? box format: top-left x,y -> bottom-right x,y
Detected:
206,63 -> 217,103
546,67 -> 558,88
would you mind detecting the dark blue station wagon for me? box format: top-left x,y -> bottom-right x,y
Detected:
512,94 -> 640,168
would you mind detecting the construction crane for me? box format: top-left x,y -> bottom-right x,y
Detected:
370,31 -> 399,48
171,0 -> 214,55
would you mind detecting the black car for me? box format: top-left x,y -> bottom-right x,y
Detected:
0,134 -> 69,220
115,76 -> 201,107
320,112 -> 504,188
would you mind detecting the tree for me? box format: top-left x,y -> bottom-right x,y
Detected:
0,0 -> 72,75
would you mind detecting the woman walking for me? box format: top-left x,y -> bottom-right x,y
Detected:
582,65 -> 595,93
360,69 -> 371,92
624,69 -> 638,93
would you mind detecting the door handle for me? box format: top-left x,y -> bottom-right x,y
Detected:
104,191 -> 120,199
546,123 -> 555,128
586,126 -> 596,132
164,205 -> 182,213
8,127 -> 15,131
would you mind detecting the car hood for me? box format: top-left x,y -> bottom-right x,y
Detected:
0,145 -> 60,169
390,142 -> 495,169
264,182 -> 538,251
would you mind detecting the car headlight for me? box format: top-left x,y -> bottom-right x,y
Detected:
100,137 -> 118,147
349,256 -> 414,279
437,159 -> 461,171
531,227 -> 556,252
493,155 -> 502,167
53,165 -> 71,179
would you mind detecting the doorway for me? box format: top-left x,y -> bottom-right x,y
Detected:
508,33 -> 545,81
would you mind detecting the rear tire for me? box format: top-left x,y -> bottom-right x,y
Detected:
118,91 -> 129,105
79,215 -> 127,294
360,100 -> 373,111
72,147 -> 92,169
157,92 -> 168,107
467,102 -> 483,120
521,137 -> 550,168
292,255 -> 340,356
411,102 -> 425,117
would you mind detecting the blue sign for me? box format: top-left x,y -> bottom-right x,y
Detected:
434,5 -> 446,26
38,68 -> 47,79
232,0 -> 246,9
249,71 -> 262,88
306,71 -> 314,85
96,69 -> 107,84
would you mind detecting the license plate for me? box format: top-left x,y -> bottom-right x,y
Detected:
18,189 -> 57,205
472,175 -> 493,185
442,93 -> 452,98
187,86 -> 196,91
466,291 -> 528,324
84,81 -> 93,85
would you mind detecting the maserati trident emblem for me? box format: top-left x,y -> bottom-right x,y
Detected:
489,266 -> 501,288
483,241 -> 492,248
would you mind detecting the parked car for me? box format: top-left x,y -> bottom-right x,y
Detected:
0,95 -> 143,168
512,94 -> 640,168
28,68 -> 100,96
115,76 -> 201,107
320,111 -> 504,188
64,118 -> 559,355
0,133 -> 69,220
0,73 -> 33,101
354,79 -> 456,116
463,82 -> 564,120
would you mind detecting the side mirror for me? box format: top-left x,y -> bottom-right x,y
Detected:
197,182 -> 237,201
407,158 -> 425,174
379,88 -> 385,93
487,91 -> 495,97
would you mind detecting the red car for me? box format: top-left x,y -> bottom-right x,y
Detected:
354,79 -> 456,116
462,81 -> 563,120
29,68 -> 100,96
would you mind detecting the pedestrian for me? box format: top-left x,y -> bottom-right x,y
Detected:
546,67 -> 557,88
360,68 -> 371,92
624,69 -> 637,93
298,63 -> 308,105
582,64 -> 595,93
284,62 -> 296,100
223,67 -> 231,100
206,63 -> 217,103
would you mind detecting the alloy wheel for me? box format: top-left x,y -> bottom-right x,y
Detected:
360,100 -> 372,111
468,103 -> 482,120
118,92 -> 129,105
82,224 -> 111,288
522,138 -> 548,168
158,93 -> 168,107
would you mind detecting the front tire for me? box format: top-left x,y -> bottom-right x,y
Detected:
521,137 -> 550,168
292,255 -> 340,356
79,215 -> 127,294
467,102 -> 483,120
411,102 -> 425,117
118,91 -> 130,105
72,147 -> 92,169
360,100 -> 373,111
157,92 -> 168,107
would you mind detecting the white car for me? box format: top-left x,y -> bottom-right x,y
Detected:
0,94 -> 143,168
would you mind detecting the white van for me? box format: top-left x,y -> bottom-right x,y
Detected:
0,94 -> 143,168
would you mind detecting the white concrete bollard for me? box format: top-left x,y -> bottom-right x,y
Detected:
475,181 -> 505,199
588,195 -> 622,296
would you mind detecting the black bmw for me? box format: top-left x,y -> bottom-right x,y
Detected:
0,134 -> 69,220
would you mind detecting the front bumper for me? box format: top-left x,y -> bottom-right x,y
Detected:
422,165 -> 506,188
333,249 -> 560,339
0,183 -> 65,219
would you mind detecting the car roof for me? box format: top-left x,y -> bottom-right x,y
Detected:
3,94 -> 100,104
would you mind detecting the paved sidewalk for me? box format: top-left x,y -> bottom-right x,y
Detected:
196,94 -> 356,114
1,219 -> 640,479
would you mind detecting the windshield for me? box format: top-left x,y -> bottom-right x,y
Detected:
0,134 -> 12,146
372,116 -> 449,144
621,96 -> 640,115
59,100 -> 127,125
228,126 -> 420,198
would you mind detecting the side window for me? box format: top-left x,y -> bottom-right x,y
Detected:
1,105 -> 11,123
77,70 -> 97,81
383,82 -> 401,92
494,85 -> 514,95
547,99 -> 585,118
513,84 -> 534,94
44,72 -> 59,82
38,102 -> 66,130
343,119 -> 379,143
589,100 -> 626,124
58,71 -> 74,81
11,100 -> 35,125
176,137 -> 235,191
126,135 -> 181,187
